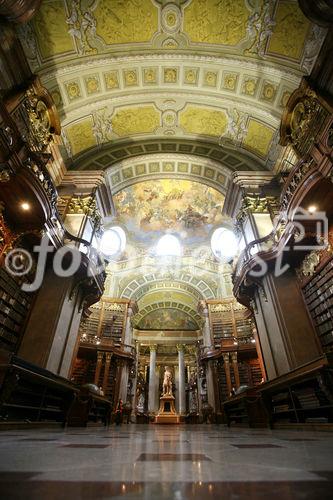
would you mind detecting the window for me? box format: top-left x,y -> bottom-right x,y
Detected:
155,234 -> 182,257
100,226 -> 126,256
211,227 -> 238,261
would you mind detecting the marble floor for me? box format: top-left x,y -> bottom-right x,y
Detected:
0,424 -> 333,499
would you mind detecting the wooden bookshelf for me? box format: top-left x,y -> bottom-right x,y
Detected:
259,356 -> 333,427
302,257 -> 333,352
222,388 -> 267,428
0,268 -> 34,353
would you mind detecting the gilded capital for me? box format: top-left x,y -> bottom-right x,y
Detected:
97,351 -> 104,361
222,353 -> 230,364
231,352 -> 238,363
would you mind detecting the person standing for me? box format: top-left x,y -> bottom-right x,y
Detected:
115,399 -> 123,426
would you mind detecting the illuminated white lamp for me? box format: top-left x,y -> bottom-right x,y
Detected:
156,234 -> 182,257
211,227 -> 238,261
21,202 -> 30,211
308,205 -> 317,214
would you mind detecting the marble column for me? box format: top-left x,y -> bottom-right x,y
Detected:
206,361 -> 216,409
223,353 -> 232,396
131,341 -> 140,418
202,306 -> 215,410
102,353 -> 112,395
177,345 -> 186,415
231,352 -> 240,389
202,307 -> 213,348
119,360 -> 130,403
94,351 -> 104,386
148,345 -> 157,413
123,306 -> 133,351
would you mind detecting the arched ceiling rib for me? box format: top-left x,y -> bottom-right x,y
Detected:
120,276 -> 216,301
104,153 -> 231,196
65,139 -> 263,173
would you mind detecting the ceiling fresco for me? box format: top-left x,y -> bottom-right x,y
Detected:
136,309 -> 199,331
112,179 -> 225,246
17,1 -> 327,334
17,0 -> 326,171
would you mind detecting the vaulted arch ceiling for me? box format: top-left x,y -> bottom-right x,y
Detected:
120,277 -> 215,301
105,153 -> 231,195
135,306 -> 202,331
133,288 -> 203,329
18,0 -> 326,172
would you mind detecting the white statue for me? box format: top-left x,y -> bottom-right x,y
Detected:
162,366 -> 173,396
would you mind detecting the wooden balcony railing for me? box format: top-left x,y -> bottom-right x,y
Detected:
79,334 -> 136,360
199,335 -> 256,360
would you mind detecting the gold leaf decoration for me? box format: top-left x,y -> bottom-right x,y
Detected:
66,118 -> 97,156
94,0 -> 158,45
33,0 -> 73,59
112,106 -> 160,136
243,119 -> 274,157
184,0 -> 249,46
180,106 -> 228,137
268,1 -> 310,60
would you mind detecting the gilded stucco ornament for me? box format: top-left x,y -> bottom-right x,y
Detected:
24,90 -> 53,150
0,166 -> 11,183
219,109 -> 248,149
280,84 -> 328,157
92,107 -> 113,144
244,0 -> 275,57
236,195 -> 279,228
68,195 -> 101,230
289,90 -> 318,150
301,24 -> 327,74
66,0 -> 98,55
161,4 -> 181,35
301,251 -> 321,277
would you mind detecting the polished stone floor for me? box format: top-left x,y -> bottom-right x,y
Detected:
0,424 -> 333,499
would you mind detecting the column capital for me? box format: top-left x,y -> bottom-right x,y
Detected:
176,344 -> 185,352
230,352 -> 238,363
97,351 -> 104,361
105,352 -> 112,362
149,344 -> 157,352
222,353 -> 230,364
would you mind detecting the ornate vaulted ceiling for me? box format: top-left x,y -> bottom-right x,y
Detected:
18,0 -> 326,173
17,0 -> 326,333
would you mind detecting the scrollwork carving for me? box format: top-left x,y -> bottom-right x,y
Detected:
24,90 -> 53,150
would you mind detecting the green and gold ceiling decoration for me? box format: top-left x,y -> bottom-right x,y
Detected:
21,0 -> 320,67
16,0 -> 327,334
17,0 -> 326,171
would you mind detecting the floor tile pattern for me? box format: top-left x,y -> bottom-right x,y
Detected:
1,424 -> 333,499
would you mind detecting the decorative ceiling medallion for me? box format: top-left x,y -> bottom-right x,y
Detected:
162,38 -> 179,49
161,4 -> 181,34
162,110 -> 177,128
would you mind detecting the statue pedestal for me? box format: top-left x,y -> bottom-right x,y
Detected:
155,395 -> 180,424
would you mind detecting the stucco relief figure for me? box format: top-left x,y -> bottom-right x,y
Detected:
162,366 -> 173,396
